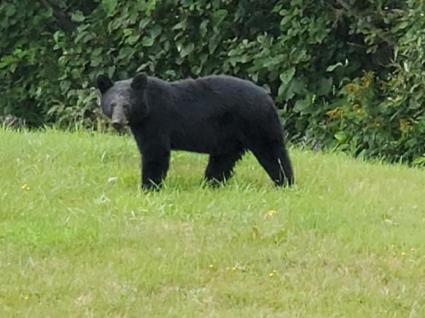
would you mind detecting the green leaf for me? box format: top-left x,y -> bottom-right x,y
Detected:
4,4 -> 16,17
208,35 -> 220,54
138,18 -> 150,30
127,34 -> 140,45
200,20 -> 209,37
294,97 -> 311,113
141,36 -> 154,47
212,9 -> 228,25
277,67 -> 295,100
53,31 -> 62,44
150,25 -> 162,39
145,0 -> 157,12
71,11 -> 85,22
102,0 -> 117,16
91,55 -> 103,67
107,66 -> 116,78
117,47 -> 135,61
172,21 -> 186,31
180,43 -> 194,58
280,67 -> 295,87
317,78 -> 333,96
334,131 -> 348,143
412,156 -> 425,166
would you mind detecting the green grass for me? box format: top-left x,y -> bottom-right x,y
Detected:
1,129 -> 424,317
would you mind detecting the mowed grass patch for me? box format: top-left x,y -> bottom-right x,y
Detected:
0,128 -> 424,317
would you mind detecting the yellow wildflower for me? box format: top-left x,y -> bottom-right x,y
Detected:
265,209 -> 277,218
326,108 -> 343,119
345,83 -> 359,94
399,119 -> 412,133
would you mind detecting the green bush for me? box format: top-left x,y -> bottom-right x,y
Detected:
0,0 -> 424,165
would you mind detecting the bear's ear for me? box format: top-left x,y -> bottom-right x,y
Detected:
96,75 -> 113,93
131,73 -> 148,90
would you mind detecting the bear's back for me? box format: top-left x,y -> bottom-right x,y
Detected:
181,75 -> 267,98
169,75 -> 271,111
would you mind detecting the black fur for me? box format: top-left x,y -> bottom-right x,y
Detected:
97,74 -> 294,190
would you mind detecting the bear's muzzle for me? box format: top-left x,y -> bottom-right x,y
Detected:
111,105 -> 128,130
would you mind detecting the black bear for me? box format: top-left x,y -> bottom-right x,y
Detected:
96,73 -> 294,190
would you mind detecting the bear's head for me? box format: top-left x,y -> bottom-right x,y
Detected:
96,73 -> 148,130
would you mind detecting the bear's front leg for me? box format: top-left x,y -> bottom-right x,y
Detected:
141,147 -> 170,190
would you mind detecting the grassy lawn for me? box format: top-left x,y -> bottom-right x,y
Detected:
0,129 -> 424,317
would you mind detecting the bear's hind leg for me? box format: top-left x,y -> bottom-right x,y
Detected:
205,150 -> 244,186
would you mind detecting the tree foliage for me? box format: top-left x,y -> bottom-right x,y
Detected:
0,0 -> 424,164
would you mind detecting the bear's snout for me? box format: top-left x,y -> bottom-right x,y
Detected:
112,121 -> 125,130
111,104 -> 128,130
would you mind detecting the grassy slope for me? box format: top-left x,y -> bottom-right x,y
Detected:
0,129 -> 424,317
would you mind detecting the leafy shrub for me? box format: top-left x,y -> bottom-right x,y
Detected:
0,0 -> 423,164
